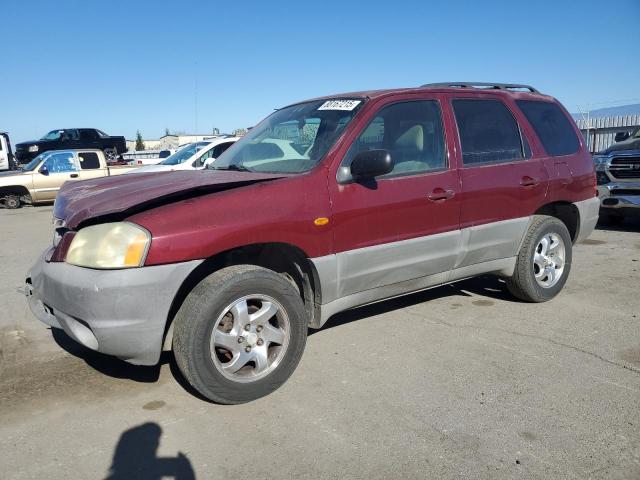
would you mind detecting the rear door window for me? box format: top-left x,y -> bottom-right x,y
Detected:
78,152 -> 101,169
516,100 -> 580,156
452,99 -> 524,166
80,129 -> 99,141
62,129 -> 80,142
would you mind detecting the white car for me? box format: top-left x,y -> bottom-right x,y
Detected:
125,137 -> 238,174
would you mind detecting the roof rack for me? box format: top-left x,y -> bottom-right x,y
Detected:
421,82 -> 540,94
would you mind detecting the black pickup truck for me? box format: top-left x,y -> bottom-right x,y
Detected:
15,128 -> 127,164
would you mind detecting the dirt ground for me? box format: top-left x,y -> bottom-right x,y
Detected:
1,205 -> 639,479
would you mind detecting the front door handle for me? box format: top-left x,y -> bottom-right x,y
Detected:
520,176 -> 539,187
70,173 -> 79,178
428,188 -> 455,202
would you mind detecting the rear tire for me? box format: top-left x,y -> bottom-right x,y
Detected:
3,195 -> 21,209
506,215 -> 572,303
103,147 -> 117,163
173,265 -> 308,404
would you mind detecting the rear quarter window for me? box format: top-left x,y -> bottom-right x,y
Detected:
79,152 -> 101,169
516,100 -> 580,156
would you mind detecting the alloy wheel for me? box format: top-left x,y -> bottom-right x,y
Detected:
210,295 -> 290,383
532,233 -> 565,288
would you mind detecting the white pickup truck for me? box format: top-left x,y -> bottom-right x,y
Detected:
0,149 -> 134,208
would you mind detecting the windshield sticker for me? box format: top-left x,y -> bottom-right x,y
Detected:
318,100 -> 361,111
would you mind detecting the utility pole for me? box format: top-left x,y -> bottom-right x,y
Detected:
194,60 -> 198,134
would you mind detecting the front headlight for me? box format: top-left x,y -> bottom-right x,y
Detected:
28,145 -> 39,153
66,222 -> 151,269
593,155 -> 608,167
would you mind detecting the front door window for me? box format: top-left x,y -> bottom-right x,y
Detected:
42,151 -> 77,173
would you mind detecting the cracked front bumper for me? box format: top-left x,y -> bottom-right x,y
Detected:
25,251 -> 202,365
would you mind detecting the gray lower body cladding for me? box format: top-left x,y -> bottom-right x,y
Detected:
26,253 -> 202,365
310,218 -> 527,328
310,198 -> 599,328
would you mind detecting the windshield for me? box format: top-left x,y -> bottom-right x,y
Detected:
40,130 -> 63,141
159,142 -> 210,165
212,98 -> 364,174
633,127 -> 640,139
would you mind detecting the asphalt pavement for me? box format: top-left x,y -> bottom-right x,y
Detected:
1,205 -> 639,479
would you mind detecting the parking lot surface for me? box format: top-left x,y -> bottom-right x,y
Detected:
1,206 -> 639,479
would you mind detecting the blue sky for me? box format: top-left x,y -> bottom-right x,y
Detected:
2,0 -> 639,143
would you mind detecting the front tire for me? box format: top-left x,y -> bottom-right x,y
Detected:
3,195 -> 21,209
173,265 -> 308,404
506,215 -> 572,302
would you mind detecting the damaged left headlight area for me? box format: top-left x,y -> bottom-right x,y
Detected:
65,222 -> 151,269
52,217 -> 67,247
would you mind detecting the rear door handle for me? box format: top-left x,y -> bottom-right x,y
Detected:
520,176 -> 539,187
428,188 -> 455,202
70,173 -> 79,178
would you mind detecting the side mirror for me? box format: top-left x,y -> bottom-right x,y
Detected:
204,157 -> 216,167
350,149 -> 394,180
615,131 -> 630,142
39,165 -> 49,176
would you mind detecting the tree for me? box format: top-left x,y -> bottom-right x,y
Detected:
135,130 -> 145,151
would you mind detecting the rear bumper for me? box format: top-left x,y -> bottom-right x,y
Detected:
26,252 -> 202,365
574,197 -> 600,244
597,182 -> 640,210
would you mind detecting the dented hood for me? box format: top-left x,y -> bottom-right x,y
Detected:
54,170 -> 287,228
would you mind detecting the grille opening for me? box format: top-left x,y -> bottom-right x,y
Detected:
609,156 -> 640,180
611,156 -> 640,165
611,189 -> 640,196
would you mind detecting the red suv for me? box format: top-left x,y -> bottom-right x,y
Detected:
26,82 -> 599,404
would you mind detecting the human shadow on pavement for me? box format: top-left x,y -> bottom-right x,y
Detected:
105,422 -> 195,480
310,274 -> 513,336
51,327 -> 169,383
